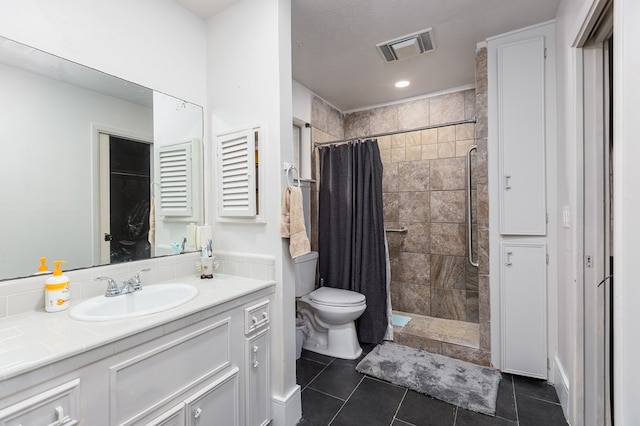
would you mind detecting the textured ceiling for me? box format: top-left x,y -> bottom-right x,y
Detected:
176,0 -> 561,112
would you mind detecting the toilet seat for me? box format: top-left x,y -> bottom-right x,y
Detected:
309,287 -> 365,307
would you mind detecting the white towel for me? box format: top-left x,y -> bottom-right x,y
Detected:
280,186 -> 310,258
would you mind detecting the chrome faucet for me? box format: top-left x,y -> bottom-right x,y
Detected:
95,276 -> 120,297
95,269 -> 151,297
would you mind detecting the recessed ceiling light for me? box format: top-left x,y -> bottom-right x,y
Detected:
395,80 -> 410,88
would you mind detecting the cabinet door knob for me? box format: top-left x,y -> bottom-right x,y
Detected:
253,345 -> 260,368
505,250 -> 513,266
43,405 -> 73,426
504,175 -> 512,190
194,407 -> 202,420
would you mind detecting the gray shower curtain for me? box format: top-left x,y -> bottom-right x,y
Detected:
318,139 -> 388,344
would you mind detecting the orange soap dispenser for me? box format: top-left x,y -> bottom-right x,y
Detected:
36,257 -> 50,275
45,260 -> 70,312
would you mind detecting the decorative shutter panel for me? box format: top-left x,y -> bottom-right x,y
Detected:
217,128 -> 256,217
157,142 -> 193,217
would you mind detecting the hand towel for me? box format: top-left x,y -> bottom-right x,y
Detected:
280,186 -> 311,258
280,188 -> 292,238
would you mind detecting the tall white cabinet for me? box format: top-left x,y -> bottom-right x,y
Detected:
488,21 -> 557,379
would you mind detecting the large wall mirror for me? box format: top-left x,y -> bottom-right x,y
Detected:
0,36 -> 204,281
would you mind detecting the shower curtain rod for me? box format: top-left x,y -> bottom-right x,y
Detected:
313,117 -> 476,147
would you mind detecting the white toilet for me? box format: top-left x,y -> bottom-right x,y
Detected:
294,251 -> 366,359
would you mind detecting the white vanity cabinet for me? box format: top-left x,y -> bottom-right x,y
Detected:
0,279 -> 274,426
146,403 -> 184,426
185,368 -> 240,426
244,300 -> 271,426
0,379 -> 80,426
146,368 -> 240,426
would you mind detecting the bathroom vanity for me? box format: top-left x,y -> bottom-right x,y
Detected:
0,274 -> 274,426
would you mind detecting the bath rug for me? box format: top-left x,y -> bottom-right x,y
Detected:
356,342 -> 501,416
391,314 -> 412,327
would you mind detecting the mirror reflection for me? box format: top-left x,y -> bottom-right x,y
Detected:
0,36 -> 204,281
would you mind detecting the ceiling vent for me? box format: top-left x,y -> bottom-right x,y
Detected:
376,28 -> 435,62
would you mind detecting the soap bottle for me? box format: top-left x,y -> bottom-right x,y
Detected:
35,257 -> 50,275
45,260 -> 70,312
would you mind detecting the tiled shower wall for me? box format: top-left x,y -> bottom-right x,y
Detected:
311,48 -> 491,365
342,90 -> 480,324
475,46 -> 491,354
308,50 -> 489,347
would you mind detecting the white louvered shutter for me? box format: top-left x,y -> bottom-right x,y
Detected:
157,142 -> 193,217
217,128 -> 256,217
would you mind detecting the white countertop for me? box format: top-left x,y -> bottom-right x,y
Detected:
0,274 -> 274,381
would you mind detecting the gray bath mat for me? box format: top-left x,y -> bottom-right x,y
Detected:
356,342 -> 501,416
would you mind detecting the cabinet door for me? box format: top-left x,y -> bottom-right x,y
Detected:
500,243 -> 547,378
0,379 -> 80,426
185,368 -> 239,426
144,404 -> 184,426
498,36 -> 547,235
246,328 -> 271,426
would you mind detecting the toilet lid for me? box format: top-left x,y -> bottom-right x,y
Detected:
309,287 -> 366,307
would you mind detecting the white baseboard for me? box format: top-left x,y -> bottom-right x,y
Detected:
554,356 -> 570,421
271,385 -> 302,426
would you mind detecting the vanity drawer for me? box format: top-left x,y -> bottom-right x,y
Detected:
0,378 -> 80,426
111,317 -> 231,426
244,300 -> 270,335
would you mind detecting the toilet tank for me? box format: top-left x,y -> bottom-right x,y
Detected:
294,251 -> 318,297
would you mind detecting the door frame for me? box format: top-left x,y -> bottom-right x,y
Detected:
91,124 -> 152,265
575,1 -> 613,424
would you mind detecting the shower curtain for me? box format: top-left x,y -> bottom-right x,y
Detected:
318,139 -> 389,344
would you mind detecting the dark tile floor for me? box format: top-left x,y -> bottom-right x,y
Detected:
296,344 -> 568,426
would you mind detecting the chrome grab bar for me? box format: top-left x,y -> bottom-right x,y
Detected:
467,145 -> 478,267
384,226 -> 408,233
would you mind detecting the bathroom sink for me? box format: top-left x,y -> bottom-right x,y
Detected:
69,283 -> 198,321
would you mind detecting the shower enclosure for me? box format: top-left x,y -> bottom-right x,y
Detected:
307,48 -> 490,365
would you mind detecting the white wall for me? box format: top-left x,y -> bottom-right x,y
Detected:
152,91 -> 204,252
554,0 -> 604,422
0,0 -> 207,106
292,80 -> 312,124
612,1 -> 640,423
0,62 -> 153,277
555,0 -> 640,423
206,0 -> 300,424
292,80 -> 313,179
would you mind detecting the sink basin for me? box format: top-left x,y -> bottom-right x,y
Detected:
69,283 -> 198,321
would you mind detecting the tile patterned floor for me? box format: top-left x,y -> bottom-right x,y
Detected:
296,344 -> 568,426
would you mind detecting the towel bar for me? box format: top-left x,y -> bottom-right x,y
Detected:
284,163 -> 300,188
